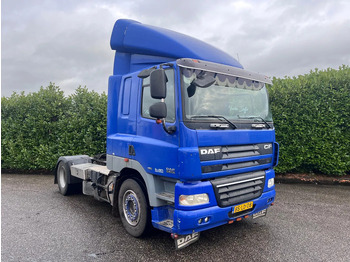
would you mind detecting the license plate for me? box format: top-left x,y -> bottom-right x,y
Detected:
253,209 -> 267,219
234,201 -> 253,213
175,232 -> 200,250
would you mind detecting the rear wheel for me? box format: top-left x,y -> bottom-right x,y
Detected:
118,179 -> 151,237
57,161 -> 80,195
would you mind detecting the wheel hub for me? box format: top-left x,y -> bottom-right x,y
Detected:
123,190 -> 140,226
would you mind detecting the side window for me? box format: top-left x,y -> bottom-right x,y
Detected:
142,69 -> 175,122
122,78 -> 132,115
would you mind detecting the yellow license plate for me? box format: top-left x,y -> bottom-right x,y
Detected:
234,201 -> 253,213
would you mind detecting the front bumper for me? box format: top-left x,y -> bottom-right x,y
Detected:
172,189 -> 275,235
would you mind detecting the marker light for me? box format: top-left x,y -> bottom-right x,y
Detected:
268,178 -> 274,188
179,193 -> 209,206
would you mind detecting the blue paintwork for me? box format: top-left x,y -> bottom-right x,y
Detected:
110,19 -> 242,76
107,19 -> 278,237
177,124 -> 277,181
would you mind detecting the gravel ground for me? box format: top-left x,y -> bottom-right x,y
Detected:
2,174 -> 350,262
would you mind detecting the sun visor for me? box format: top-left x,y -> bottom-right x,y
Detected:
177,58 -> 272,85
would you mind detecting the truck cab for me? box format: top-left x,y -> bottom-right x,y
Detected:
55,19 -> 278,249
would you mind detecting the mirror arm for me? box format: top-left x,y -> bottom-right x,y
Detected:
160,63 -> 174,69
161,119 -> 176,134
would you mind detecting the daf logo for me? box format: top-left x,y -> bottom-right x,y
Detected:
264,144 -> 272,150
200,148 -> 220,155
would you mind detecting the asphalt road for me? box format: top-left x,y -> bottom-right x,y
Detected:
2,174 -> 350,262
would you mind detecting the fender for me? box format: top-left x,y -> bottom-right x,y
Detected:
53,155 -> 91,184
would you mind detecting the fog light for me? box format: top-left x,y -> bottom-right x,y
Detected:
268,178 -> 274,188
198,218 -> 202,224
204,217 -> 209,223
179,193 -> 209,206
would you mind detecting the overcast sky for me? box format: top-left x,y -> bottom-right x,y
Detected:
2,0 -> 350,97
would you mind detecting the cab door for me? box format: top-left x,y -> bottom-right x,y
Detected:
133,68 -> 180,178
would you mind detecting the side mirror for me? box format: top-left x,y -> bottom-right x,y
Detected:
149,102 -> 167,119
138,66 -> 156,79
193,74 -> 215,88
150,69 -> 167,99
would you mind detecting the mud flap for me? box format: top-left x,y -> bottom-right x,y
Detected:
253,209 -> 267,219
174,232 -> 200,250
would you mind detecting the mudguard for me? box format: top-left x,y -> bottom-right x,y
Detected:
53,155 -> 91,184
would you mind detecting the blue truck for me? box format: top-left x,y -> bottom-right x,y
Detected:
55,19 -> 278,249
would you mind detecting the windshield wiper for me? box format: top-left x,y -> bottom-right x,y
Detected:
237,115 -> 271,129
190,115 -> 237,129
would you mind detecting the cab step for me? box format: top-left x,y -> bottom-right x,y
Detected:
157,219 -> 174,229
156,192 -> 175,203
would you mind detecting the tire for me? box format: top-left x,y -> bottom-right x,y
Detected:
118,178 -> 151,237
57,161 -> 78,195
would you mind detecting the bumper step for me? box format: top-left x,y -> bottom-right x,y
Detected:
157,219 -> 174,229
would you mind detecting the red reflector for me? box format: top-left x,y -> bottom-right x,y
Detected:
244,215 -> 249,219
192,59 -> 199,63
228,220 -> 234,224
124,158 -> 129,162
236,217 -> 242,221
156,119 -> 162,124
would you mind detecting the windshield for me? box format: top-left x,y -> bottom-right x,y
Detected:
180,67 -> 272,122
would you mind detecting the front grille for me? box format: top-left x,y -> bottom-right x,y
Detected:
199,143 -> 273,173
211,171 -> 265,207
201,158 -> 271,173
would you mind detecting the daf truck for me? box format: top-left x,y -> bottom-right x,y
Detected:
54,19 -> 279,249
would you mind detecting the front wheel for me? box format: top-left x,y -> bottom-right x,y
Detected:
118,179 -> 151,237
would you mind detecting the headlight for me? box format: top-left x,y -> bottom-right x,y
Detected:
268,178 -> 274,188
179,193 -> 209,206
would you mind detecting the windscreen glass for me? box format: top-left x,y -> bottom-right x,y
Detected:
181,67 -> 272,121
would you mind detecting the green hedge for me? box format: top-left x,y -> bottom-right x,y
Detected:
268,65 -> 350,175
1,84 -> 107,170
2,66 -> 350,175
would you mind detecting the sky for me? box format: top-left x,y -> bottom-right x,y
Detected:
2,0 -> 350,97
